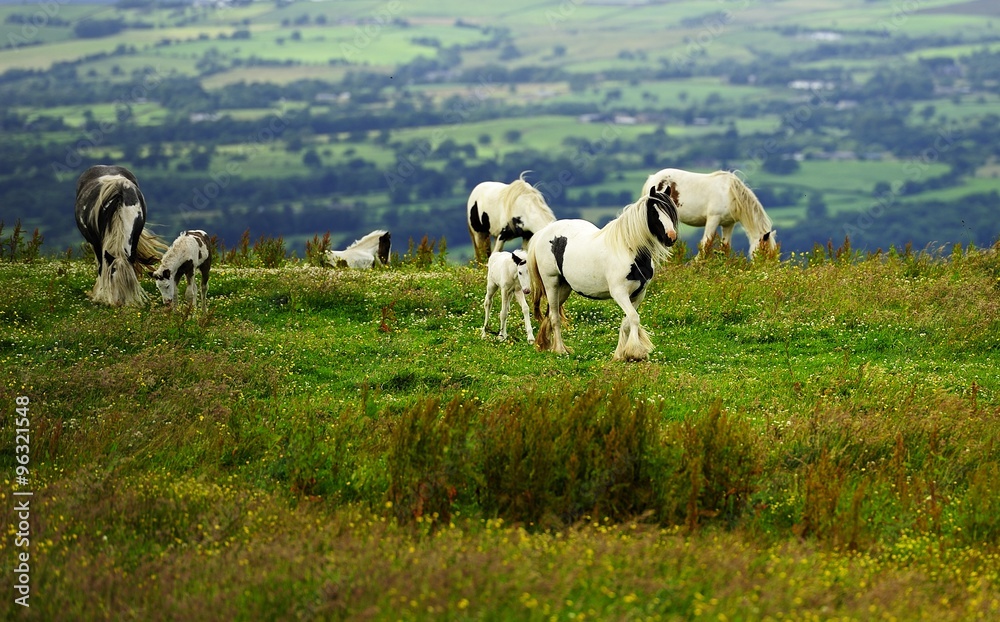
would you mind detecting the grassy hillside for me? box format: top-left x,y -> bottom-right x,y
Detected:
2,238 -> 1000,619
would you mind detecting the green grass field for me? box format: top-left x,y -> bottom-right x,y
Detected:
1,241 -> 999,619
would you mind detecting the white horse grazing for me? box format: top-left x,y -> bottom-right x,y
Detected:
467,172 -> 556,261
641,168 -> 776,258
153,230 -> 212,309
325,230 -> 391,268
528,186 -> 679,361
481,249 -> 535,344
74,165 -> 166,306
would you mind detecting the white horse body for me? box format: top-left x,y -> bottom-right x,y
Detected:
467,172 -> 556,260
153,230 -> 211,309
74,165 -> 166,307
641,168 -> 776,258
325,230 -> 391,269
528,187 -> 679,361
481,249 -> 535,343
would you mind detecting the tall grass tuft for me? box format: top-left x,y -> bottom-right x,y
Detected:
477,382 -> 660,527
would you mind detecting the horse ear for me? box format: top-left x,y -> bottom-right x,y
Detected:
648,185 -> 657,198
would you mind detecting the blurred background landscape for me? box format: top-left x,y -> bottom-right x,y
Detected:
1,0 -> 999,259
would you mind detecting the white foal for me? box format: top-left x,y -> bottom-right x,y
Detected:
481,249 -> 535,343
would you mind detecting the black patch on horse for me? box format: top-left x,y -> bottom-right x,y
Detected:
377,232 -> 392,265
469,202 -> 490,234
627,249 -> 654,298
499,216 -> 525,242
175,259 -> 194,285
550,236 -> 568,276
510,252 -> 526,266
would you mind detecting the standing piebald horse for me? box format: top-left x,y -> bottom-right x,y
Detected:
467,172 -> 556,262
528,185 -> 679,361
74,165 -> 166,306
153,229 -> 212,310
641,168 -> 776,258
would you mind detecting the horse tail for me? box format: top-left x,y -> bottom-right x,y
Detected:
135,228 -> 167,275
727,173 -> 772,239
528,243 -> 545,324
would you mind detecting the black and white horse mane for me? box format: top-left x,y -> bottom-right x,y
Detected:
74,164 -> 166,306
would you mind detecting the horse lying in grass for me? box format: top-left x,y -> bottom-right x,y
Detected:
528,185 -> 679,361
481,249 -> 535,344
467,171 -> 556,261
74,165 -> 166,306
325,230 -> 391,268
153,230 -> 212,310
641,168 -> 776,259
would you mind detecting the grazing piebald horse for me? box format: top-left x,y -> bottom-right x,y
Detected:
481,248 -> 535,344
467,172 -> 556,262
528,185 -> 679,361
74,165 -> 166,306
153,230 -> 212,310
641,168 -> 776,258
325,230 -> 391,268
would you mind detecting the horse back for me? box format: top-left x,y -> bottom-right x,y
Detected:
647,168 -> 734,226
530,220 -> 614,295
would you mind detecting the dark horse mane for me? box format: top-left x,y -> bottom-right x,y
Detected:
74,164 -> 166,306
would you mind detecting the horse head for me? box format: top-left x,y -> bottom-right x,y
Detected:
646,185 -> 679,247
511,249 -> 531,295
152,267 -> 175,306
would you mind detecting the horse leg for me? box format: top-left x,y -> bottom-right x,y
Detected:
185,275 -> 197,307
611,289 -> 650,361
699,215 -> 722,258
199,265 -> 210,310
498,285 -> 513,341
492,236 -> 505,255
547,284 -> 572,355
481,281 -> 498,339
721,223 -> 735,248
514,288 -> 534,344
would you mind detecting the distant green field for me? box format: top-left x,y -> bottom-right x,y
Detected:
2,0 -> 1000,254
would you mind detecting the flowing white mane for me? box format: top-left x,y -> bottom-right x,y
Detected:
498,172 -> 555,225
602,192 -> 676,267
